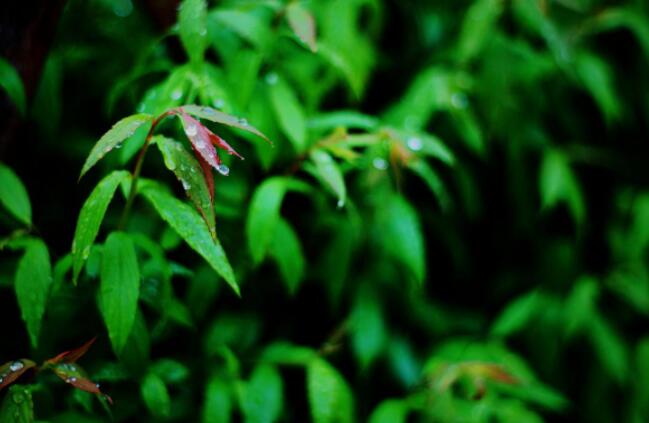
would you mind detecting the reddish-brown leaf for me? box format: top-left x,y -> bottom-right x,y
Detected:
0,359 -> 36,390
208,131 -> 244,160
192,144 -> 215,202
45,337 -> 97,365
179,113 -> 221,171
51,362 -> 113,405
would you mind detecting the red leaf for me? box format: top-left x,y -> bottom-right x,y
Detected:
192,144 -> 215,202
179,113 -> 221,171
45,337 -> 97,365
52,362 -> 113,405
208,131 -> 244,160
0,359 -> 36,391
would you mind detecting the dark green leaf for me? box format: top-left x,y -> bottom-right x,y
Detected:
0,163 -> 31,225
307,358 -> 354,423
0,57 -> 26,115
141,373 -> 171,418
0,385 -> 34,423
178,0 -> 208,63
268,76 -> 307,152
242,364 -> 284,423
309,150 -> 346,206
270,218 -> 305,295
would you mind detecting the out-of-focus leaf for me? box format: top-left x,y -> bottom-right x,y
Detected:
0,162 -> 31,225
117,309 -> 150,375
79,114 -> 153,179
72,170 -> 129,283
178,0 -> 208,63
15,238 -> 52,347
539,150 -> 585,226
45,337 -> 97,366
491,291 -> 543,337
140,183 -> 238,295
407,160 -> 451,212
155,136 -> 216,239
181,105 -> 269,141
351,289 -> 386,369
246,177 -> 289,265
141,373 -> 171,418
186,266 -> 221,321
268,76 -> 307,152
0,57 -> 26,115
376,195 -> 425,285
209,9 -> 272,51
202,377 -> 231,423
0,360 -> 36,391
241,364 -> 284,423
307,358 -> 354,423
564,276 -> 599,338
309,150 -> 346,206
575,51 -> 621,123
150,359 -> 189,385
100,232 -> 140,355
286,2 -> 317,52
457,0 -> 504,63
261,343 -> 317,367
368,399 -> 408,423
0,385 -> 33,423
270,218 -> 305,294
590,314 -> 628,384
308,111 -> 379,131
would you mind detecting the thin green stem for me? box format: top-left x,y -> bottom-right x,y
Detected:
118,110 -> 175,230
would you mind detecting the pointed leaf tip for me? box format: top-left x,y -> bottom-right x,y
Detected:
0,359 -> 36,391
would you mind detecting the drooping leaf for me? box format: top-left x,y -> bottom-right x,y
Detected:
15,238 -> 52,347
0,385 -> 34,423
457,0 -> 504,63
79,114 -> 153,179
0,163 -> 31,226
308,111 -> 379,131
269,218 -> 305,295
72,170 -> 130,283
0,57 -> 26,115
268,76 -> 307,152
178,0 -> 208,63
368,399 -> 408,423
0,360 -> 36,391
155,136 -> 216,239
261,343 -> 318,367
376,195 -> 425,285
246,177 -> 289,265
407,159 -> 451,212
141,373 -> 171,418
181,105 -> 269,141
575,51 -> 622,123
350,290 -> 386,369
45,337 -> 97,366
116,309 -> 150,376
241,364 -> 284,423
309,150 -> 346,207
307,358 -> 354,423
491,291 -> 544,338
286,2 -> 317,52
539,150 -> 585,226
202,377 -> 232,423
140,183 -> 238,295
100,232 -> 140,355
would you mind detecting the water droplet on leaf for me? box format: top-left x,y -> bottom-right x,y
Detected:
451,92 -> 468,109
213,99 -> 225,109
238,118 -> 248,126
9,361 -> 24,372
171,89 -> 183,101
265,72 -> 278,85
373,158 -> 388,170
217,164 -> 230,176
186,124 -> 198,136
407,137 -> 423,151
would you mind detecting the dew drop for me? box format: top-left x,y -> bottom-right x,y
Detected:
451,92 -> 468,109
373,158 -> 388,170
171,89 -> 183,101
238,118 -> 248,126
66,377 -> 77,383
199,28 -> 207,37
265,72 -> 278,85
217,164 -> 230,176
82,246 -> 91,260
181,179 -> 191,190
185,124 -> 198,136
0,377 -> 4,384
213,99 -> 225,109
337,199 -> 345,208
9,361 -> 24,372
407,137 -> 423,151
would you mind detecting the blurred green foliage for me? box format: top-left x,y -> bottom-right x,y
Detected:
1,0 -> 649,421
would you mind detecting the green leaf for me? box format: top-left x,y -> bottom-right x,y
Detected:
286,2 -> 317,52
79,114 -> 153,179
457,0 -> 504,63
590,314 -> 628,384
15,239 -> 52,347
539,150 -> 585,226
100,232 -> 140,355
407,159 -> 451,212
308,111 -> 379,131
307,358 -> 354,423
246,177 -> 289,265
0,162 -> 31,225
376,195 -> 425,285
261,343 -> 318,366
202,377 -> 232,423
72,170 -> 130,283
0,57 -> 26,115
242,364 -> 284,423
155,136 -> 216,239
181,105 -> 269,141
309,150 -> 346,206
117,309 -> 150,376
270,218 -> 305,295
351,289 -> 386,369
178,0 -> 208,63
141,373 -> 171,418
0,385 -> 34,423
575,51 -> 622,123
368,399 -> 408,423
491,291 -> 543,338
140,183 -> 238,295
268,77 -> 307,152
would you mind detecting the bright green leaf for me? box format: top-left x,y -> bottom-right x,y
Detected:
178,0 -> 208,63
141,373 -> 171,418
268,77 -> 307,152
0,385 -> 34,423
100,232 -> 140,355
368,399 -> 408,423
270,218 -> 305,295
307,358 -> 354,423
0,162 -> 31,225
0,57 -> 26,115
286,2 -> 318,52
15,239 -> 52,347
242,364 -> 284,423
